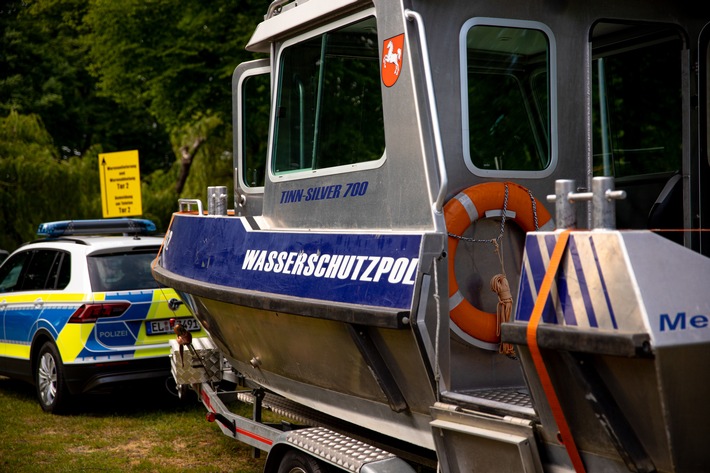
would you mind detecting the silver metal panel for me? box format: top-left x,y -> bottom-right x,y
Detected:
510,229 -> 710,471
258,3 -> 438,232
623,231 -> 710,347
190,295 -> 438,450
430,405 -> 543,473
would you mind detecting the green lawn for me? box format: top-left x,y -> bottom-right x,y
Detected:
0,376 -> 266,473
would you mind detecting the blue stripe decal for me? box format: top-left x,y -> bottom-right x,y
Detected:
569,236 -> 598,327
515,232 -> 625,331
515,234 -> 560,324
516,264 -> 532,322
557,236 -> 576,326
589,236 -> 618,329
557,250 -> 577,326
162,215 -> 422,310
526,236 -> 546,288
75,345 -> 136,360
543,234 -> 558,258
516,235 -> 545,321
541,234 -> 559,323
105,291 -> 153,304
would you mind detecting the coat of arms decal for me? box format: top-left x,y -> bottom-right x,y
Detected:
382,34 -> 404,87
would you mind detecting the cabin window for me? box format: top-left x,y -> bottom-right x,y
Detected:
591,23 -> 684,231
241,71 -> 269,188
592,25 -> 683,178
461,19 -> 555,176
272,16 -> 384,177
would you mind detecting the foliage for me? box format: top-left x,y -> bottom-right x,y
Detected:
141,168 -> 179,233
0,0 -> 265,250
85,0 -> 259,129
0,0 -> 172,170
0,111 -> 102,251
84,0 -> 264,198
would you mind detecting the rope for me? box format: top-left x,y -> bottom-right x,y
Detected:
489,185 -> 513,355
490,273 -> 515,356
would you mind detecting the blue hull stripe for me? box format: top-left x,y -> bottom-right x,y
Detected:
161,215 -> 422,310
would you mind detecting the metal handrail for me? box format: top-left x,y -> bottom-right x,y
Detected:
265,0 -> 291,19
405,9 -> 448,214
178,198 -> 203,215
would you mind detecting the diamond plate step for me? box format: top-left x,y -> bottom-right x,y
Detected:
286,427 -> 398,472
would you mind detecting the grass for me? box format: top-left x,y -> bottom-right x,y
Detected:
0,376 -> 266,473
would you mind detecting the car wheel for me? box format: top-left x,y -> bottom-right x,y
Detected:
35,342 -> 70,414
277,450 -> 330,473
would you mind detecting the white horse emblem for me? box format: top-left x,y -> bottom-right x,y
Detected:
382,40 -> 402,76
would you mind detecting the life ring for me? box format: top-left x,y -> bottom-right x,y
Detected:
444,182 -> 554,349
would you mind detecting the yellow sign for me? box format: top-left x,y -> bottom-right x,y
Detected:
98,150 -> 143,218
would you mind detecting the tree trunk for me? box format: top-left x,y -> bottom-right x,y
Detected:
175,136 -> 205,195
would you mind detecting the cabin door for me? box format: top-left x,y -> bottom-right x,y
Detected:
233,58 -> 270,217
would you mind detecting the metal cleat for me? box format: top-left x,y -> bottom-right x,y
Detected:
548,176 -> 626,229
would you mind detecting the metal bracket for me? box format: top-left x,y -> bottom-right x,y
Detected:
547,176 -> 626,229
347,324 -> 409,413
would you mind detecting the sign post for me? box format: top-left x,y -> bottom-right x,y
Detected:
98,150 -> 143,218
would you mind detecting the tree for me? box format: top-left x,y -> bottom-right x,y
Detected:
84,0 -> 264,196
0,0 -> 172,172
0,0 -> 266,247
0,111 -> 102,251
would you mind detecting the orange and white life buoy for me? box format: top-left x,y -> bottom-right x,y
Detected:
444,182 -> 554,350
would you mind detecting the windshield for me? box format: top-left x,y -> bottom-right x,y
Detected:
272,16 -> 384,175
87,250 -> 160,292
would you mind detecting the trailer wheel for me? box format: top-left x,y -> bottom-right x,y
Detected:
35,341 -> 70,414
277,450 -> 330,473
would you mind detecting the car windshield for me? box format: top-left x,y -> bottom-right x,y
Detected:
87,250 -> 160,292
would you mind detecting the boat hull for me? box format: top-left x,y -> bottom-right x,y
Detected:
155,213 -> 442,448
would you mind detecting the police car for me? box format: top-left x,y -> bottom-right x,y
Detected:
0,218 -> 203,413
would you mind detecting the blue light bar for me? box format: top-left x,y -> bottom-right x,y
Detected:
37,218 -> 157,237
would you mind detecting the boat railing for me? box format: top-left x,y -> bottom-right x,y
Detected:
178,198 -> 203,215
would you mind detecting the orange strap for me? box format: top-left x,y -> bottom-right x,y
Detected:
525,230 -> 586,473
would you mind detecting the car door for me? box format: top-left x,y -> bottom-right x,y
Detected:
0,250 -> 33,372
1,249 -> 65,375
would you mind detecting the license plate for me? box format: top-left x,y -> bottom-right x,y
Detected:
146,317 -> 201,335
